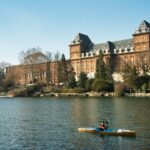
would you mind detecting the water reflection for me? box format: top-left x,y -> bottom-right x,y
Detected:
0,97 -> 150,149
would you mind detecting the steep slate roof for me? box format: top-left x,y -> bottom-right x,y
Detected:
113,39 -> 133,49
71,33 -> 93,52
133,20 -> 150,35
93,39 -> 133,53
138,20 -> 150,30
93,41 -> 113,53
72,33 -> 93,46
71,33 -> 134,54
71,20 -> 149,54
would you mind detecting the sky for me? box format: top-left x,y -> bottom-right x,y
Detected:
0,0 -> 150,65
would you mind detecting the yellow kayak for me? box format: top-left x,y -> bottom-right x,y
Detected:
78,128 -> 136,137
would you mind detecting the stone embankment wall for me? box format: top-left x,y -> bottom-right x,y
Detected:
125,93 -> 150,97
41,92 -> 115,97
41,92 -> 150,97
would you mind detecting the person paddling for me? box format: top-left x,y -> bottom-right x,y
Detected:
99,121 -> 107,130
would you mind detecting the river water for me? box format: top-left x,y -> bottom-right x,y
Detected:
0,97 -> 150,150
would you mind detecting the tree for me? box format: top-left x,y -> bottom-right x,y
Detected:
137,53 -> 150,75
114,82 -> 126,96
59,54 -> 68,85
105,56 -> 113,81
93,52 -> 114,92
19,47 -> 48,64
19,47 -> 48,84
77,72 -> 88,89
0,61 -> 11,87
45,51 -> 52,85
66,63 -> 76,88
3,74 -> 15,92
53,51 -> 60,85
67,73 -> 76,88
45,51 -> 52,61
85,79 -> 94,91
92,78 -> 113,92
95,52 -> 106,80
122,64 -> 139,90
136,75 -> 150,91
141,83 -> 148,93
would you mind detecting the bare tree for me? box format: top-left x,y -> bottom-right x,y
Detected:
0,61 -> 11,86
0,61 -> 11,72
0,61 -> 11,89
53,51 -> 60,85
19,47 -> 47,65
45,51 -> 52,61
45,51 -> 52,85
137,53 -> 150,75
19,47 -> 48,84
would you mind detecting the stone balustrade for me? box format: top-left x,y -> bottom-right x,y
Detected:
80,47 -> 134,58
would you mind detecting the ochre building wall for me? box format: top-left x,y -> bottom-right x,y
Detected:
6,20 -> 150,85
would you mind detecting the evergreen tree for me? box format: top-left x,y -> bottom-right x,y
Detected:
105,56 -> 113,81
95,52 -> 106,79
85,79 -> 94,91
54,51 -> 60,85
67,73 -> 76,88
93,51 -> 114,92
123,64 -> 139,90
59,54 -> 68,85
77,72 -> 88,89
66,62 -> 76,88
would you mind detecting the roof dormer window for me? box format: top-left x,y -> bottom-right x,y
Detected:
142,27 -> 146,32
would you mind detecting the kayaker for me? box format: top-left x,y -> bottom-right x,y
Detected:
99,121 -> 107,130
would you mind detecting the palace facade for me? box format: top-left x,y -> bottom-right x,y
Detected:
70,20 -> 150,79
6,20 -> 150,85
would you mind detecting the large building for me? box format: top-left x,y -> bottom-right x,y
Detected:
6,20 -> 150,85
70,20 -> 150,79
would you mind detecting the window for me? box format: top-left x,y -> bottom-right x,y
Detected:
143,44 -> 146,50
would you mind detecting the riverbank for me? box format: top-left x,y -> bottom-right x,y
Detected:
125,92 -> 150,97
40,92 -> 115,97
1,91 -> 150,98
40,92 -> 150,97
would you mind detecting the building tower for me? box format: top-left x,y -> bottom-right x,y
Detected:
133,20 -> 150,52
69,33 -> 93,60
69,33 -> 93,78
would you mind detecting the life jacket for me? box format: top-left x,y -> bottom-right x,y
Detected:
99,124 -> 105,129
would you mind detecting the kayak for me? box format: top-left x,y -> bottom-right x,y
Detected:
78,127 -> 136,137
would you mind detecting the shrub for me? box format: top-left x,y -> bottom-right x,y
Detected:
12,84 -> 40,97
62,87 -> 85,93
141,83 -> 148,93
85,79 -> 94,92
26,84 -> 39,96
114,82 -> 125,96
42,86 -> 53,93
136,75 -> 150,90
72,88 -> 86,93
92,79 -> 114,92
0,87 -> 3,93
50,87 -> 62,93
13,88 -> 27,97
61,88 -> 74,93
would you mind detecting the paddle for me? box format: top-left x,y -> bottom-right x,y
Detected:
105,121 -> 110,129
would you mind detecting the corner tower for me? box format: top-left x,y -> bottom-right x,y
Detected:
133,20 -> 150,52
69,33 -> 93,60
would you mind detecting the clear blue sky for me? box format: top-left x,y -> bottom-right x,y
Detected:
0,0 -> 150,64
